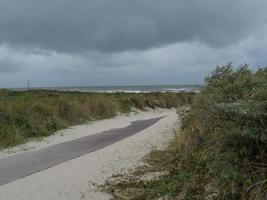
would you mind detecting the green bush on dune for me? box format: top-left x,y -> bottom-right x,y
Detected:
106,64 -> 267,200
0,91 -> 194,149
178,64 -> 267,199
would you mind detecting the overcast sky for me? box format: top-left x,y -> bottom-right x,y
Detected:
0,0 -> 267,88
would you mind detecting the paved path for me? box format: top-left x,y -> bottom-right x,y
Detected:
0,117 -> 163,186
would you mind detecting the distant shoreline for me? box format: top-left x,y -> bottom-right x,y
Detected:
5,84 -> 203,93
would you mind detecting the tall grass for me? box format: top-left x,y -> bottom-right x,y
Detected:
0,90 -> 194,149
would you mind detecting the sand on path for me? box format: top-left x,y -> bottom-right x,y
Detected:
0,108 -> 179,200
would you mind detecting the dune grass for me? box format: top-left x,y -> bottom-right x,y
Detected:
105,65 -> 267,200
0,90 -> 194,149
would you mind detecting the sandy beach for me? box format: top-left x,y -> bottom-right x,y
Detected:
0,108 -> 179,200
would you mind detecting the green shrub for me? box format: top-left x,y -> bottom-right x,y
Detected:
176,65 -> 267,199
106,65 -> 267,199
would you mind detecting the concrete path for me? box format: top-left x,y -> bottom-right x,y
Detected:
0,117 -> 163,186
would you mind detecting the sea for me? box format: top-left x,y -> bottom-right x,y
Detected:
16,85 -> 202,93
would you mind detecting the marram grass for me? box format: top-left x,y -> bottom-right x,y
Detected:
0,91 -> 194,149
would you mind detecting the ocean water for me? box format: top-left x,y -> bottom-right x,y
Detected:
31,85 -> 202,93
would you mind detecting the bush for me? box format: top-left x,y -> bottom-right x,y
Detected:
190,65 -> 267,198
106,65 -> 267,199
175,64 -> 267,199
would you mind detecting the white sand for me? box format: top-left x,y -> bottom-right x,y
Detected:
0,108 -> 179,200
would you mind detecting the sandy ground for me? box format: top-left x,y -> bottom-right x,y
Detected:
0,108 -> 179,200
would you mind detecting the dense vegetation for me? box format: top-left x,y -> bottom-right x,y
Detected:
106,65 -> 267,199
0,90 -> 194,149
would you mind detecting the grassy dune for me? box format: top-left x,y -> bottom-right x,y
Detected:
106,65 -> 267,200
0,90 -> 194,149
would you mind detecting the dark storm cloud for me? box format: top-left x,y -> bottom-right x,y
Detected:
0,0 -> 266,53
0,1 -> 267,88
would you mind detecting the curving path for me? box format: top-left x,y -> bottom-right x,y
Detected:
0,117 -> 164,186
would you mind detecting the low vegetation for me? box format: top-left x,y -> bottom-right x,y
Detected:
105,64 -> 267,199
0,90 -> 194,149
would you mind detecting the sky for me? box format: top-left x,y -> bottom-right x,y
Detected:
0,0 -> 267,88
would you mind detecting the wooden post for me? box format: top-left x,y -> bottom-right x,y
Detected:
27,80 -> 30,91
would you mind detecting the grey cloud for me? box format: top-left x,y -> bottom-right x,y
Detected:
0,58 -> 20,73
1,31 -> 267,88
0,1 -> 267,88
0,0 -> 266,53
